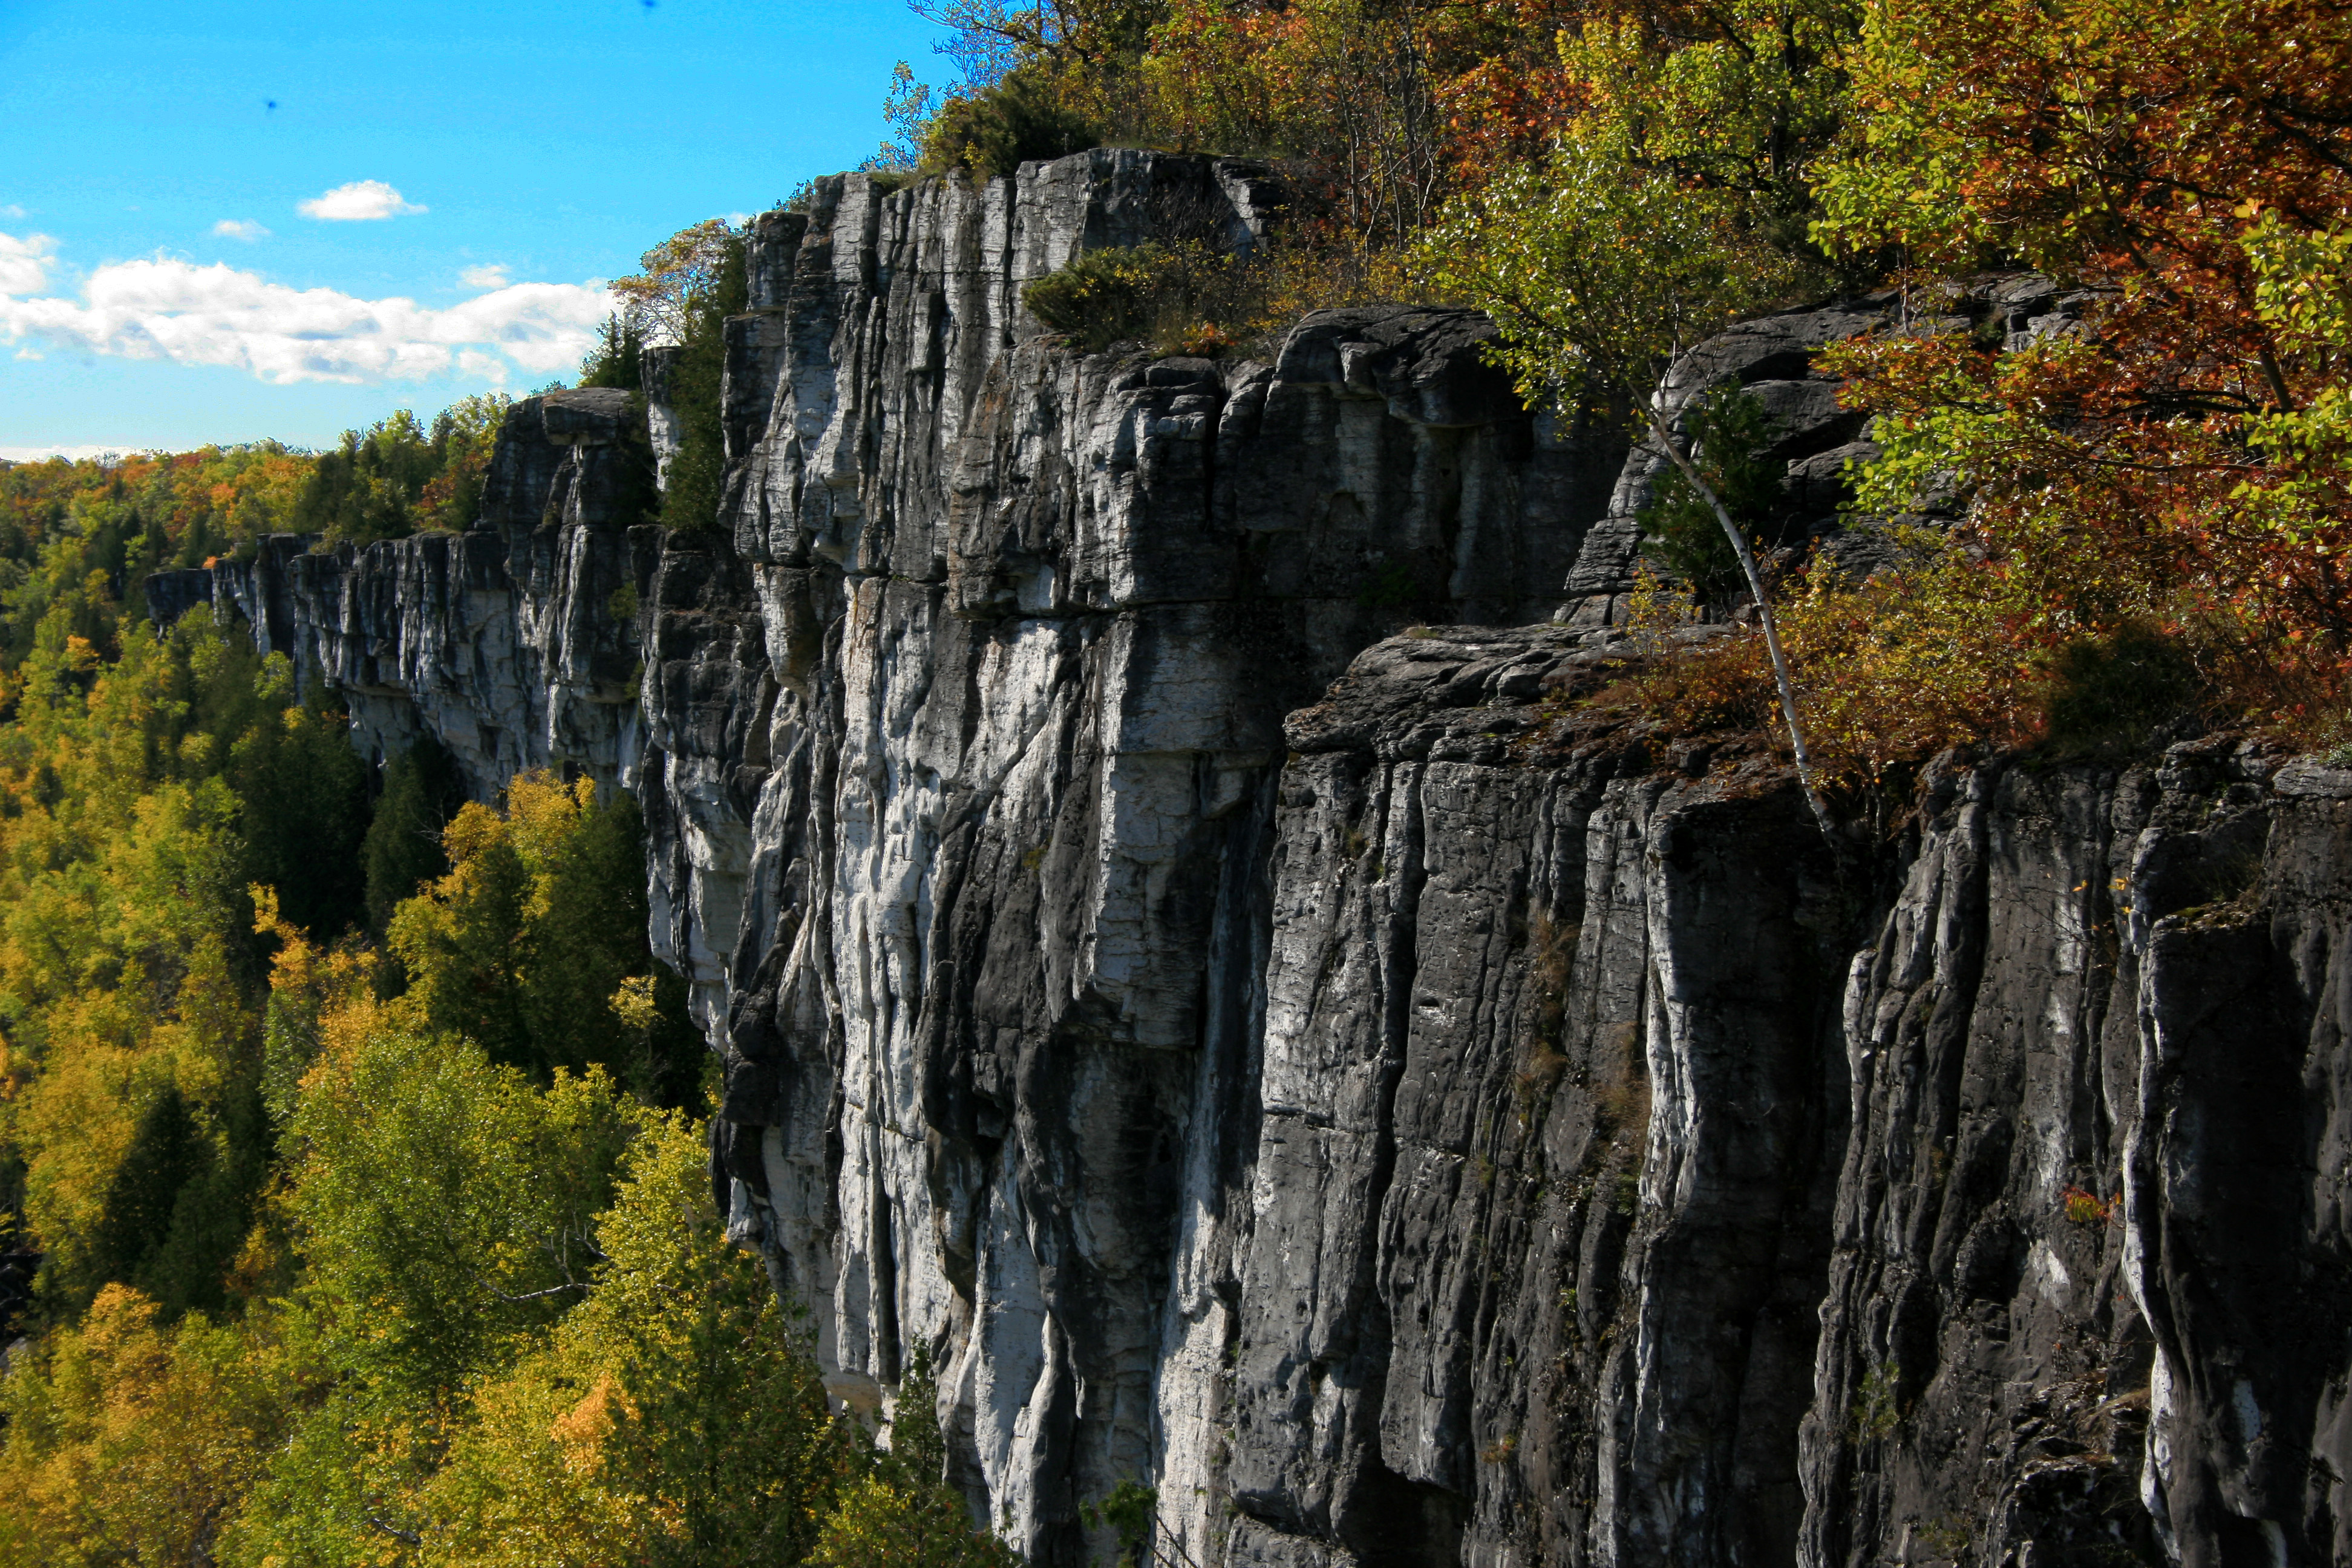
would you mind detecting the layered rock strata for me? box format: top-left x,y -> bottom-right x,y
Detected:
148,155 -> 2350,1568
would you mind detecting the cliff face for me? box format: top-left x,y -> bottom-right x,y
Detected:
148,387 -> 661,797
150,155 -> 2352,1568
1232,645 -> 2352,1568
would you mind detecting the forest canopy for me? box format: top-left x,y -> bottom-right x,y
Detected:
0,564 -> 1007,1563
0,394 -> 509,603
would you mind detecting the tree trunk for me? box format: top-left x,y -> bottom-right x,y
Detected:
1646,405 -> 1839,846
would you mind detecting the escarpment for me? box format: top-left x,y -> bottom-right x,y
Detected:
149,154 -> 2352,1568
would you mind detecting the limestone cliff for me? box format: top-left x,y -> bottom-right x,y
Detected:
149,153 -> 2351,1568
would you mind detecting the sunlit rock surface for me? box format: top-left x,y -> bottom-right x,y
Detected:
149,155 -> 2352,1568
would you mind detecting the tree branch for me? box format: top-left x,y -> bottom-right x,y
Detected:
493,1280 -> 590,1304
365,1515 -> 423,1546
1645,397 -> 1838,848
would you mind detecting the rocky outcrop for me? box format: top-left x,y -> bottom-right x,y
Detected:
1799,742 -> 2352,1568
1223,639 -> 2352,1568
1215,627 -> 1845,1568
1550,273 -> 2101,630
151,153 -> 2348,1567
641,157 -> 1620,1563
146,388 -> 660,796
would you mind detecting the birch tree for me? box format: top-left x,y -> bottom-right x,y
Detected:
1422,145 -> 1837,840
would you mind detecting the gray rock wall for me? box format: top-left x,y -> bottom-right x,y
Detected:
145,386 -> 660,797
1224,635 -> 2352,1568
647,157 -> 1618,1563
149,155 -> 2350,1568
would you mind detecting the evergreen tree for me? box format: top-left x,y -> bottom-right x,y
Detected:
578,313 -> 646,391
362,735 -> 468,935
231,678 -> 371,941
81,1085 -> 203,1302
657,233 -> 748,532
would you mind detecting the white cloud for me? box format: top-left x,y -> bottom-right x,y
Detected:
213,218 -> 270,242
460,263 -> 510,289
0,204 -> 26,220
0,252 -> 613,385
0,232 -> 56,296
298,180 -> 427,221
0,444 -> 151,463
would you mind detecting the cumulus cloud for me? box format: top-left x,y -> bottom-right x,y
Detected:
213,218 -> 270,241
0,444 -> 150,463
460,263 -> 510,289
0,251 -> 613,384
298,180 -> 427,221
0,232 -> 56,296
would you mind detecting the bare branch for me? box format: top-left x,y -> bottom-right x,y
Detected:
1645,396 -> 1839,847
365,1515 -> 423,1547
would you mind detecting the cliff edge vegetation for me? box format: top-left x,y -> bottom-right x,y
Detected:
904,0 -> 2352,775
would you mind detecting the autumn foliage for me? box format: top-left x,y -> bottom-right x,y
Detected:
1800,0 -> 2352,759
930,0 -> 2352,771
0,557 -> 1002,1561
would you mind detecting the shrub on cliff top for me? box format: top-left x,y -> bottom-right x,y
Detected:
2032,621 -> 2205,760
1025,234 -> 1401,359
1023,244 -> 1177,350
577,314 -> 645,393
921,67 -> 1099,181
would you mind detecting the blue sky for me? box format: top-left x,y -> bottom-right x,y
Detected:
0,0 -> 954,457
